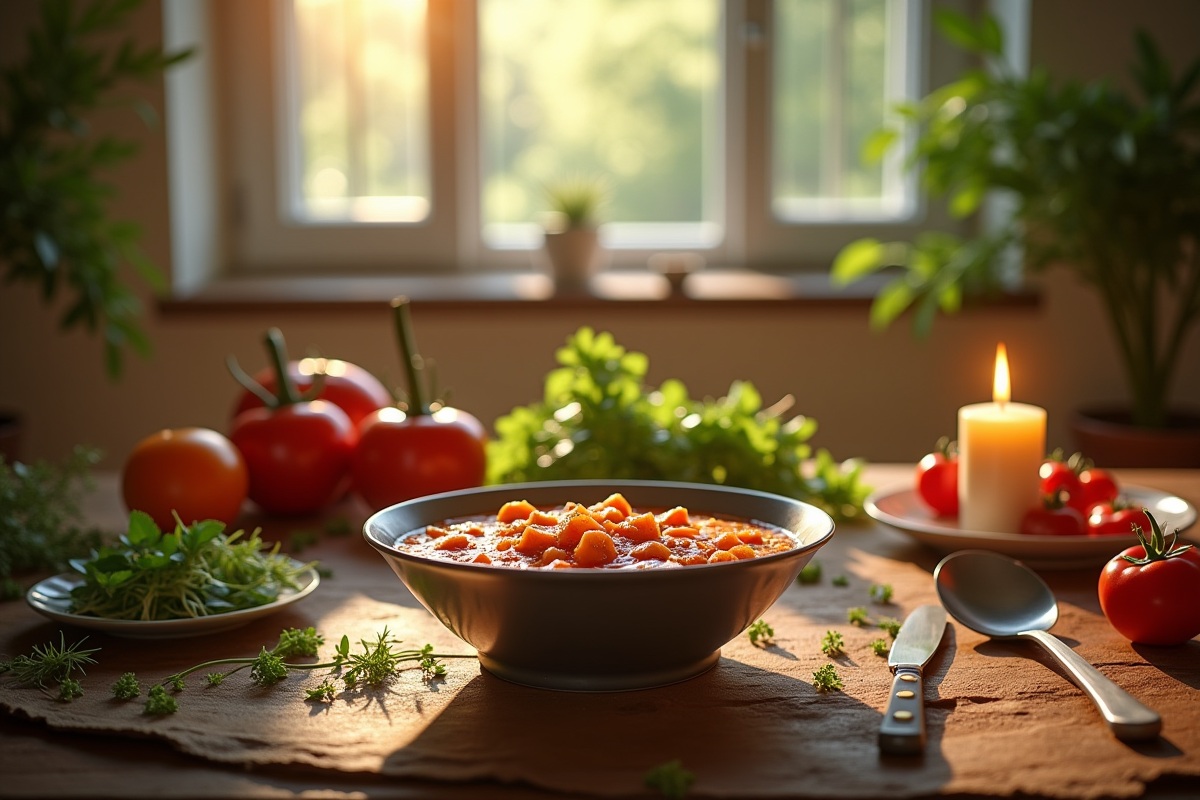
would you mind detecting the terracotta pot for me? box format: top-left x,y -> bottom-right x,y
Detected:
1070,407 -> 1200,468
0,411 -> 21,463
543,227 -> 600,293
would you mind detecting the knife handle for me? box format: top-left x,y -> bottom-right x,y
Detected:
879,667 -> 926,756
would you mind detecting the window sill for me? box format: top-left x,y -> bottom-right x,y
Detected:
156,269 -> 1041,315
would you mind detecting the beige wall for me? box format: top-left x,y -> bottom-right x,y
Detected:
2,0 -> 1199,469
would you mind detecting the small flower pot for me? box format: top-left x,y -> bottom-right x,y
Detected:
1070,406 -> 1200,468
543,227 -> 600,294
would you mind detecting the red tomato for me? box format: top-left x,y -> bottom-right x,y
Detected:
915,438 -> 958,516
122,428 -> 248,530
1098,510 -> 1200,645
231,401 -> 356,515
1039,459 -> 1087,512
1079,468 -> 1119,508
1019,503 -> 1086,536
1087,502 -> 1144,536
232,359 -> 390,428
352,407 -> 488,511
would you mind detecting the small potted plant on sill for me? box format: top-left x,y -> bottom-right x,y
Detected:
832,11 -> 1200,467
541,176 -> 610,294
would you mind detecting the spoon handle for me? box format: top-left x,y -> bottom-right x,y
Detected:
1020,629 -> 1161,741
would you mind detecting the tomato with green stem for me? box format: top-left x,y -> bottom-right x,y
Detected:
1098,509 -> 1200,646
1087,499 -> 1143,536
229,329 -> 356,515
915,436 -> 958,517
232,359 -> 390,428
351,297 -> 487,511
1039,450 -> 1088,513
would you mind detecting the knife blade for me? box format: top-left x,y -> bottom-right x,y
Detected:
879,604 -> 948,756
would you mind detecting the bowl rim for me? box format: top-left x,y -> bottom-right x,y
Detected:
362,478 -> 836,577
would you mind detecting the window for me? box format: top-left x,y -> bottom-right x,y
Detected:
165,0 -> 1021,284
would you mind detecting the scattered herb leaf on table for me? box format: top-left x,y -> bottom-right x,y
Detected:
487,328 -> 870,520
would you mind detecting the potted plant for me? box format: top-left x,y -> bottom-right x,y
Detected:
832,11 -> 1200,466
0,0 -> 189,378
541,176 -> 609,293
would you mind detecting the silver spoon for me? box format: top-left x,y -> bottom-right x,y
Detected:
934,550 -> 1161,742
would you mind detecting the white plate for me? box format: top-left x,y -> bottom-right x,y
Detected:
865,485 -> 1196,569
25,562 -> 320,639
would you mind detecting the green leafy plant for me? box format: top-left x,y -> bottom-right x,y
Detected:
812,664 -> 843,693
870,638 -> 890,657
747,619 -> 775,647
878,617 -> 901,639
144,684 -> 177,715
644,759 -> 695,799
797,560 -> 822,585
544,175 -> 610,230
820,630 -> 845,656
848,607 -> 869,626
68,512 -> 313,620
488,328 -> 870,521
111,671 -> 139,699
0,446 -> 105,599
0,0 -> 191,377
869,583 -> 894,604
832,11 -> 1200,428
0,632 -> 98,702
831,574 -> 849,587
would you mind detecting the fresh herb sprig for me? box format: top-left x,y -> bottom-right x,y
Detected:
487,328 -> 870,521
878,618 -> 902,639
0,447 -> 106,599
869,583 -> 894,604
747,619 -> 775,647
813,664 -> 843,692
68,512 -> 312,620
797,561 -> 822,585
820,630 -> 845,656
143,627 -> 474,712
644,759 -> 695,799
0,632 -> 98,701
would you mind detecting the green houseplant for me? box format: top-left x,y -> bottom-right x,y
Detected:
832,11 -> 1200,442
541,176 -> 609,292
0,0 -> 189,377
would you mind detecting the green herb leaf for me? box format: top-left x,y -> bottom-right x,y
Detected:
747,619 -> 775,647
644,759 -> 695,799
870,583 -> 894,604
813,664 -> 843,692
820,630 -> 845,656
878,617 -> 901,639
797,561 -> 822,585
111,672 -> 140,700
871,639 -> 890,656
144,684 -> 178,715
848,607 -> 869,626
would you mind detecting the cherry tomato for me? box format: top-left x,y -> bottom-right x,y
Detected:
122,428 -> 248,530
1079,467 -> 1119,508
353,407 -> 488,511
1019,501 -> 1086,536
915,437 -> 958,517
1039,458 -> 1087,512
228,330 -> 358,515
232,359 -> 390,428
1087,502 -> 1143,536
1098,509 -> 1200,645
350,298 -> 488,511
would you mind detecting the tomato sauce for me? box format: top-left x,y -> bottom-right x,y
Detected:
396,492 -> 796,569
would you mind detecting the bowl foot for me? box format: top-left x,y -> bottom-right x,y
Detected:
477,650 -> 721,692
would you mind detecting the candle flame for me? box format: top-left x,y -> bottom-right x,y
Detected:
993,343 -> 1011,405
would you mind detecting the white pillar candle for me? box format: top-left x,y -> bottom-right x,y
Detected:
958,344 -> 1046,533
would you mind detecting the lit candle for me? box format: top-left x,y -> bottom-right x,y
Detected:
957,344 -> 1047,533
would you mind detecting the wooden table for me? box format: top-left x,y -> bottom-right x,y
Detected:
3,466 -> 1198,799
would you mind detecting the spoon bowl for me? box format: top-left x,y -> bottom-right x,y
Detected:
935,550 -> 1161,742
934,550 -> 1058,637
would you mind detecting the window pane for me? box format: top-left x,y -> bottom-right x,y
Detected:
479,0 -> 722,248
290,0 -> 430,223
772,0 -> 913,221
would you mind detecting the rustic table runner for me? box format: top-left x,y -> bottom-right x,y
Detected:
2,468 -> 1198,798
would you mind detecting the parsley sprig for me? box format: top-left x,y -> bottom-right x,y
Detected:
747,619 -> 775,647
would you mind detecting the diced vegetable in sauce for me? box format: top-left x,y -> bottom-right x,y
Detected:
396,493 -> 796,569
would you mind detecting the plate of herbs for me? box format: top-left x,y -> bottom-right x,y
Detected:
25,511 -> 319,638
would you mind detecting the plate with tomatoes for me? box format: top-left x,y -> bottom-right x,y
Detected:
865,485 -> 1196,569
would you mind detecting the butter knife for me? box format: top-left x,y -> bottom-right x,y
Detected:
879,604 -> 948,756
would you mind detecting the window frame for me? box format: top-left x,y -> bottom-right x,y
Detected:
164,0 -> 1028,287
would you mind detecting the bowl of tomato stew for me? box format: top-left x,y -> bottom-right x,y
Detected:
364,480 -> 835,691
